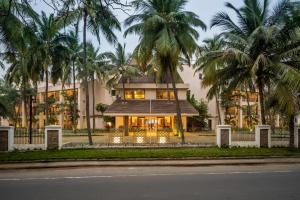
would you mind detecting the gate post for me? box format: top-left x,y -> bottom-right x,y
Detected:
216,125 -> 231,147
0,126 -> 14,152
295,126 -> 300,148
45,125 -> 62,150
255,125 -> 271,148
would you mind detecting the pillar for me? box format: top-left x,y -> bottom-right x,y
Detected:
216,125 -> 231,147
124,116 -> 129,136
255,125 -> 271,148
0,126 -> 14,152
45,125 -> 62,150
294,126 -> 300,148
21,100 -> 26,127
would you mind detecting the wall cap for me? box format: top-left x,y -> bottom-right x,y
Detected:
255,125 -> 271,129
45,125 -> 62,130
0,126 -> 14,130
217,125 -> 231,129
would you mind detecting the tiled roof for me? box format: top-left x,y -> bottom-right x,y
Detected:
104,99 -> 198,115
118,74 -> 184,84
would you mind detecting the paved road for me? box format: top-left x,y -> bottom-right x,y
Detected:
0,164 -> 300,200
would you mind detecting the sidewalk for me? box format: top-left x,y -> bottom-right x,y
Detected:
1,157 -> 300,170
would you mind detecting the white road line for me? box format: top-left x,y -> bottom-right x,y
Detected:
0,170 -> 293,181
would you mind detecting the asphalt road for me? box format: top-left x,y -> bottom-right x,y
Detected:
0,164 -> 300,200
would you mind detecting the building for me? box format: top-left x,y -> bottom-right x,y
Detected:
4,65 -> 297,130
104,75 -> 198,136
14,79 -> 114,129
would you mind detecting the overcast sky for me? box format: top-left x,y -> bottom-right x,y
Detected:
0,0 -> 280,77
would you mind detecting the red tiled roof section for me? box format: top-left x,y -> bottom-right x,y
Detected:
105,99 -> 198,115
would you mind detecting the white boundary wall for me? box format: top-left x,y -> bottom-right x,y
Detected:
216,125 -> 231,147
0,126 -> 14,151
255,125 -> 271,148
230,125 -> 271,148
295,126 -> 300,148
45,125 -> 62,150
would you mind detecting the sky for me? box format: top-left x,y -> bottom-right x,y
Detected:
0,0 -> 280,77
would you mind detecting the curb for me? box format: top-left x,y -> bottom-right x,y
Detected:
1,157 -> 300,170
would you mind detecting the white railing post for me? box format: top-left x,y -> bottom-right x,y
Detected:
255,125 -> 271,148
0,126 -> 14,152
216,125 -> 231,147
295,126 -> 300,148
45,125 -> 62,150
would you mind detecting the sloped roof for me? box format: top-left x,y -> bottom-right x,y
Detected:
104,99 -> 198,116
118,74 -> 184,84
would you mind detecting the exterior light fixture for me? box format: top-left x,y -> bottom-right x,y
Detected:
159,137 -> 167,144
113,137 -> 121,144
136,136 -> 144,144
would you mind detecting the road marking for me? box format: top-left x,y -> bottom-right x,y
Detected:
0,170 -> 293,181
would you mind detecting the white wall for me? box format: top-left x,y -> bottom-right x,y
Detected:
178,66 -> 219,129
79,79 -> 115,129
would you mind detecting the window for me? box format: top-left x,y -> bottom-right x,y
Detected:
124,90 -> 145,100
156,90 -> 175,100
111,89 -> 116,96
199,73 -> 203,80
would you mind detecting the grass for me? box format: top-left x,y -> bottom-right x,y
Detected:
0,147 -> 300,162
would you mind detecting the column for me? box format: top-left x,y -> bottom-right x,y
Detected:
0,126 -> 14,151
21,100 -> 26,127
294,126 -> 300,148
255,125 -> 271,148
239,97 -> 243,128
216,125 -> 231,147
45,125 -> 62,150
124,116 -> 129,136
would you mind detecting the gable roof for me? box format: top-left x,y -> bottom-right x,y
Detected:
104,99 -> 198,116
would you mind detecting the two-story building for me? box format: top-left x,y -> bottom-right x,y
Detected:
104,75 -> 198,136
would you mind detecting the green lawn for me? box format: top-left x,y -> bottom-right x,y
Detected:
0,148 -> 300,162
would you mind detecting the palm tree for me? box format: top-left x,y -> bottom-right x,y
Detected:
85,42 -> 109,132
195,36 -> 225,125
266,79 -> 300,147
124,0 -> 206,143
66,30 -> 81,133
3,24 -> 39,127
0,0 -> 38,50
208,0 -> 300,125
59,0 -> 121,145
105,43 -> 141,99
34,11 -> 70,126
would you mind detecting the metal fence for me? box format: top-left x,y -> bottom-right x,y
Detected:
14,128 -> 45,144
232,129 -> 255,142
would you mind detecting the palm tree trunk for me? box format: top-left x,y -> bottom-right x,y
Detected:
245,87 -> 252,128
72,61 -> 77,134
22,81 -> 28,128
45,68 -> 49,126
60,84 -> 64,128
83,9 -> 93,145
289,114 -> 295,148
169,66 -> 184,144
166,71 -> 170,101
215,92 -> 222,125
92,78 -> 96,133
122,72 -> 126,101
257,80 -> 266,124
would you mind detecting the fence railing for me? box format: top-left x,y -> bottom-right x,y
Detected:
231,129 -> 255,142
14,128 -> 45,144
